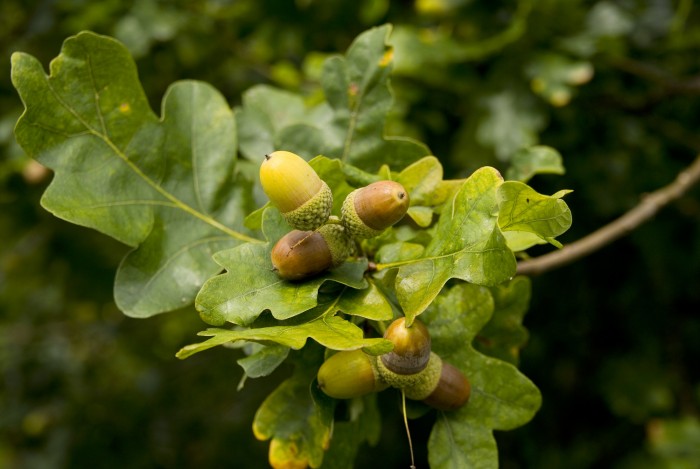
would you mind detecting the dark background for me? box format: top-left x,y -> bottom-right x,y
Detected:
2,1 -> 699,467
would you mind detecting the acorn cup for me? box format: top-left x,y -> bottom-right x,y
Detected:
341,180 -> 410,239
260,151 -> 333,230
270,224 -> 352,281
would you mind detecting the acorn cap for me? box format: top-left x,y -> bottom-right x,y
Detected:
282,181 -> 332,231
377,351 -> 441,391
260,151 -> 332,230
341,180 -> 409,239
316,223 -> 352,267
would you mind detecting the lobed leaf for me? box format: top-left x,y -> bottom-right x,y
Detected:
506,145 -> 565,183
11,32 -> 257,318
321,25 -> 430,171
234,25 -> 430,174
320,394 -> 382,469
176,313 -> 391,359
476,276 -> 532,366
497,181 -> 572,248
392,167 -> 517,322
237,343 -> 290,381
422,283 -> 542,469
253,346 -> 335,469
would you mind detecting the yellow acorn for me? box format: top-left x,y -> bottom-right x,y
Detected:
260,151 -> 332,230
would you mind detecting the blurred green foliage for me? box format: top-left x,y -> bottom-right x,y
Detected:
2,0 -> 699,468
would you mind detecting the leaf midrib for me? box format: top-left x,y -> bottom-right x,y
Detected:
42,57 -> 260,245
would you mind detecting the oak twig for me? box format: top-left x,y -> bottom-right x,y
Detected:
517,154 -> 700,276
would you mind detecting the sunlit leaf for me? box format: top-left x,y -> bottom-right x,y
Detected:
497,181 -> 572,247
393,167 -> 516,322
176,313 -> 391,359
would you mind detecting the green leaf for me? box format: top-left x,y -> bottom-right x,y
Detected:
321,394 -> 382,469
195,242 -> 368,326
234,25 -> 430,173
421,283 -> 542,469
11,32 -> 258,318
392,167 -> 517,322
336,281 -> 393,321
375,242 -> 425,264
176,313 -> 391,359
497,181 -> 572,248
476,90 -> 546,162
310,156 -> 356,215
237,343 -> 290,380
195,208 -> 368,326
395,156 -> 443,206
506,145 -> 565,183
525,53 -> 594,107
253,345 -> 334,469
475,277 -> 531,366
320,24 -> 429,171
235,84 -> 329,161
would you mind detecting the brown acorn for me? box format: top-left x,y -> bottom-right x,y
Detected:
270,224 -> 351,281
421,362 -> 471,411
341,180 -> 410,239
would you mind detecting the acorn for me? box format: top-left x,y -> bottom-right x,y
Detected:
341,180 -> 410,239
317,350 -> 389,399
380,317 -> 431,375
377,317 -> 470,411
421,361 -> 471,411
260,150 -> 333,230
270,224 -> 351,281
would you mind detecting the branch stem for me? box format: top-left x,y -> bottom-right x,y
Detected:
517,154 -> 700,276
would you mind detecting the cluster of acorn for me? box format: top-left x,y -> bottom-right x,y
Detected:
259,152 -> 470,411
260,151 -> 410,280
317,317 -> 471,411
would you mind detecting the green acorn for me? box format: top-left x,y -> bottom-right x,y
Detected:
341,180 -> 410,239
317,350 -> 389,399
270,224 -> 351,281
260,151 -> 332,230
